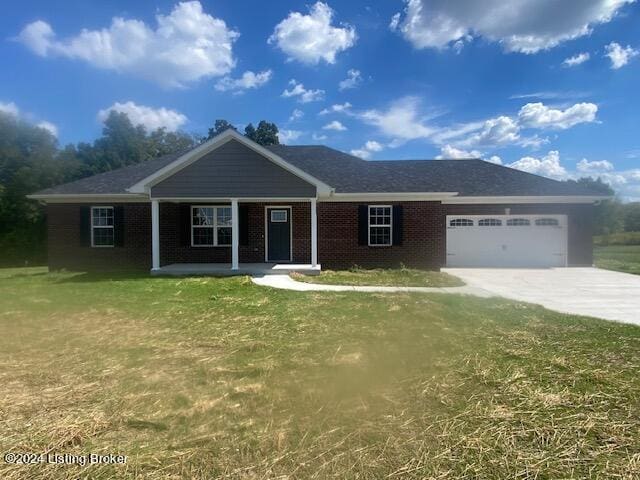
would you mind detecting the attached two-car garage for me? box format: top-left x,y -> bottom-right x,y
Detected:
446,214 -> 568,268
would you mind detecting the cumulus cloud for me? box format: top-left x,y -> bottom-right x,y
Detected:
437,145 -> 482,159
359,96 -> 435,142
577,159 -> 614,173
319,102 -> 352,115
605,42 -> 639,69
350,140 -> 384,159
289,109 -> 304,122
518,102 -> 598,130
282,80 -> 325,103
312,132 -> 328,141
98,101 -> 187,132
339,69 -> 362,91
508,151 -> 568,179
37,121 -> 58,137
322,120 -> 347,131
214,70 -> 272,93
391,0 -> 634,54
268,2 -> 356,65
16,1 -> 238,88
0,101 -> 20,117
278,129 -> 303,144
562,52 -> 590,67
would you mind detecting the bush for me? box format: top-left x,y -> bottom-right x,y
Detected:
594,232 -> 640,246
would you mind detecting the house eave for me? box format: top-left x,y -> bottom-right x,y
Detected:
27,193 -> 149,203
441,195 -> 610,204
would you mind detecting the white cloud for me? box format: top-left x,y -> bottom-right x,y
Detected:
364,140 -> 383,152
562,52 -> 590,67
508,151 -> 568,179
458,116 -> 521,148
319,102 -> 352,115
350,139 -> 384,159
605,42 -> 639,69
436,144 -> 482,159
391,0 -> 634,54
289,109 -> 304,122
577,159 -> 614,173
268,2 -> 357,65
17,1 -> 239,88
37,120 -> 58,137
322,120 -> 347,131
312,132 -> 328,141
98,101 -> 187,132
278,129 -> 303,144
339,69 -> 362,90
487,155 -> 503,165
359,96 -> 435,142
282,79 -> 325,103
214,69 -> 272,93
0,101 -> 20,117
389,13 -> 401,31
350,148 -> 371,159
518,102 -> 598,130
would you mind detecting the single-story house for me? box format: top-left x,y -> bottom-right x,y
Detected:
29,129 -> 606,273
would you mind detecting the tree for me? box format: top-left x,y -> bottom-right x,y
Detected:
249,120 -> 279,146
624,203 -> 640,232
207,119 -> 236,139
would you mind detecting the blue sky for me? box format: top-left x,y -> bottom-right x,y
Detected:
1,0 -> 639,198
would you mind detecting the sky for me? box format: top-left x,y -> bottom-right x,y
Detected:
1,0 -> 639,199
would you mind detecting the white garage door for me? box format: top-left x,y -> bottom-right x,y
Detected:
446,215 -> 567,267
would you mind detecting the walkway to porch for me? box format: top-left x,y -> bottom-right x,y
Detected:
151,263 -> 321,276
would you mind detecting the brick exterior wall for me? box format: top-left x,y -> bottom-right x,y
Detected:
47,203 -> 152,271
46,201 -> 593,272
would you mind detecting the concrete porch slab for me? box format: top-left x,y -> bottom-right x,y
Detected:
151,263 -> 321,276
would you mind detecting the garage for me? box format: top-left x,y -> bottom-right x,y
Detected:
446,214 -> 568,268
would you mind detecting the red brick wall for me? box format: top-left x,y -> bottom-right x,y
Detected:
46,201 -> 593,271
317,201 -> 594,269
47,203 -> 152,271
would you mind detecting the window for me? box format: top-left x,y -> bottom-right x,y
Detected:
506,218 -> 530,226
192,206 -> 232,246
270,210 -> 288,222
368,205 -> 392,246
450,218 -> 474,227
91,206 -> 114,247
535,218 -> 559,226
478,218 -> 502,226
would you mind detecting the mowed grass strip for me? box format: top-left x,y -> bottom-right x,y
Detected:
595,244 -> 640,275
0,267 -> 639,479
291,267 -> 464,287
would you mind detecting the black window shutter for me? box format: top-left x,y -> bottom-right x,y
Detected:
239,204 -> 249,246
113,206 -> 125,247
392,205 -> 403,246
358,205 -> 368,246
79,206 -> 91,247
180,204 -> 191,247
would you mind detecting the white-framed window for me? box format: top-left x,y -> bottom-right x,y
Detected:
507,218 -> 531,226
191,206 -> 232,247
91,206 -> 114,247
368,205 -> 392,246
450,218 -> 474,227
478,218 -> 502,227
535,218 -> 559,226
270,210 -> 288,223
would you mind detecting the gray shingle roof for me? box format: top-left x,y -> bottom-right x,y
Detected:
34,143 -> 601,197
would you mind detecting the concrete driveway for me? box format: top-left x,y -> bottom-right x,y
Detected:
442,267 -> 640,325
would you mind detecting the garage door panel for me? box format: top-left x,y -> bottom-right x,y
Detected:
446,215 -> 567,268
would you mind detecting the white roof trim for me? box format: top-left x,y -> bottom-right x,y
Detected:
442,195 -> 609,204
322,192 -> 459,202
127,129 -> 333,195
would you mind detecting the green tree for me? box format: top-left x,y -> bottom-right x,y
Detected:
207,119 -> 236,139
624,203 -> 640,232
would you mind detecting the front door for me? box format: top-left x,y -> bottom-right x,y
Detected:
266,207 -> 291,262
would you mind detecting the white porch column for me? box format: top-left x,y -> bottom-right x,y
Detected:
311,198 -> 318,267
231,199 -> 239,270
151,200 -> 160,271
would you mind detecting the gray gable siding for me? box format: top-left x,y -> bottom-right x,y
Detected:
150,140 -> 316,198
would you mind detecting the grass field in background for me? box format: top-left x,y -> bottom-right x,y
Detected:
594,244 -> 640,275
1,267 -> 639,479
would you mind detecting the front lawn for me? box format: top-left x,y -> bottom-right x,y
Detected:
1,268 -> 639,479
292,267 -> 464,287
594,244 -> 640,275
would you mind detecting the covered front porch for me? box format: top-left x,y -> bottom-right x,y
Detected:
150,198 -> 319,273
151,262 -> 321,276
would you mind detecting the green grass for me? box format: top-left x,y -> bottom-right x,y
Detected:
1,267 -> 640,479
291,267 -> 464,287
594,231 -> 640,246
595,244 -> 640,275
